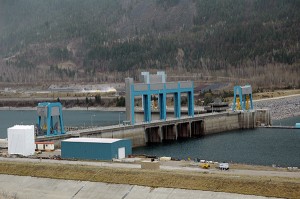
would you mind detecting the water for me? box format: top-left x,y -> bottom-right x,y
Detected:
0,110 -> 299,167
133,116 -> 300,167
133,127 -> 300,167
0,110 -> 125,137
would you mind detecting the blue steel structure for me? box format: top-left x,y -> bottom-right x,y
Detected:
232,85 -> 253,111
37,102 -> 65,136
127,79 -> 194,124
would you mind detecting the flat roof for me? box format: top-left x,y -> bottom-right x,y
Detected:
8,125 -> 34,130
63,138 -> 122,144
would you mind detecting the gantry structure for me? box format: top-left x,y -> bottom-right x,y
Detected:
125,71 -> 194,124
37,102 -> 65,136
232,85 -> 253,111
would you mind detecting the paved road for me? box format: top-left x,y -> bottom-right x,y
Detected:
0,174 -> 281,199
0,157 -> 299,179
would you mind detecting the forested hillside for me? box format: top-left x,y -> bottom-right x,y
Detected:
0,0 -> 299,89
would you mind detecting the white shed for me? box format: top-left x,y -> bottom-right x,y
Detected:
8,125 -> 35,156
35,142 -> 55,151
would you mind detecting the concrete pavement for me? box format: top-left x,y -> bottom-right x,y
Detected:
0,174 -> 281,199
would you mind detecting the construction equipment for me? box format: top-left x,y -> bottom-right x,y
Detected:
200,163 -> 210,169
36,102 -> 65,136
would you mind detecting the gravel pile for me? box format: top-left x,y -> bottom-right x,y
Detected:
254,96 -> 300,120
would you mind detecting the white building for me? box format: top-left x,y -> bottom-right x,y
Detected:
8,125 -> 35,156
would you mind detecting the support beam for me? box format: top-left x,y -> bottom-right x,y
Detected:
158,126 -> 163,142
143,94 -> 151,123
125,78 -> 135,124
187,91 -> 194,117
159,93 -> 166,120
174,92 -> 181,118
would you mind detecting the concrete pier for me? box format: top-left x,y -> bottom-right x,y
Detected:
256,109 -> 272,126
36,109 -> 271,147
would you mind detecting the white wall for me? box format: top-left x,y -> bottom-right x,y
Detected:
8,125 -> 35,156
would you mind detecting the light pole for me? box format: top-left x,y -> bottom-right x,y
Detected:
119,112 -> 123,126
91,114 -> 96,126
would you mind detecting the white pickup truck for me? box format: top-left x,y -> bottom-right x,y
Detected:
219,163 -> 229,170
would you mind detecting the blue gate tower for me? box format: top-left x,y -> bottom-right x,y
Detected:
37,102 -> 65,136
126,71 -> 194,124
232,85 -> 253,111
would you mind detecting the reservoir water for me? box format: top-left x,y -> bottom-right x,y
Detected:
0,110 -> 299,167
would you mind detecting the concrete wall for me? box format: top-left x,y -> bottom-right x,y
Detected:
256,109 -> 271,126
203,111 -> 260,135
84,127 -> 146,147
36,127 -> 146,148
36,109 -> 271,148
135,112 -> 189,123
203,113 -> 240,135
239,111 -> 256,129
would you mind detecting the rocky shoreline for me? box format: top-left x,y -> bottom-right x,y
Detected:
254,95 -> 300,120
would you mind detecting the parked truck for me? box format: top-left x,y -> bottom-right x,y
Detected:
219,163 -> 229,170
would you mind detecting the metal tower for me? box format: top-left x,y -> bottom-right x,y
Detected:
37,102 -> 65,136
232,85 -> 253,111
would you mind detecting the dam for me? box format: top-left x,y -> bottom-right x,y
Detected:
36,109 -> 271,147
36,72 -> 271,147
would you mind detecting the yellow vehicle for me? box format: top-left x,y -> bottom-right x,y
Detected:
200,163 -> 210,169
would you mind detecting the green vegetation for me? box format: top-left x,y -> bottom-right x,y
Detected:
95,94 -> 102,104
49,48 -> 70,61
0,0 -> 300,89
115,96 -> 125,107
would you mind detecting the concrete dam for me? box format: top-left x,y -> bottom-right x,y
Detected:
36,109 -> 271,147
36,72 -> 271,148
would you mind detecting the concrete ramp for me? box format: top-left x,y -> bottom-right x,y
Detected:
0,174 -> 280,199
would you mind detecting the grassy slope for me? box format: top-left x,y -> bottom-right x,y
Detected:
0,161 -> 299,198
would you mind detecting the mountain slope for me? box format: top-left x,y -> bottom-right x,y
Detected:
0,0 -> 299,89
